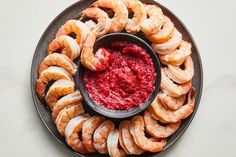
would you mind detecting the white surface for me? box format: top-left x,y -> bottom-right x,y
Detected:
0,0 -> 236,156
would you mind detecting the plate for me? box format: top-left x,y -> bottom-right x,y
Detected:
31,0 -> 203,156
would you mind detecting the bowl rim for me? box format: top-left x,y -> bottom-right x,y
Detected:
77,32 -> 162,119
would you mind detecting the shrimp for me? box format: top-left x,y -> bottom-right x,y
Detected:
80,7 -> 110,37
140,5 -> 164,35
149,107 -> 168,124
93,0 -> 128,32
144,110 -> 181,138
80,31 -> 112,71
52,90 -> 82,122
158,91 -> 186,110
161,68 -> 192,97
152,28 -> 182,54
36,66 -> 72,97
166,56 -> 194,84
45,79 -> 75,110
122,0 -> 147,33
65,115 -> 89,153
48,35 -> 81,60
82,116 -> 106,153
56,20 -> 90,46
129,116 -> 167,152
119,121 -> 144,155
107,129 -> 127,157
146,16 -> 174,43
55,103 -> 84,136
38,53 -> 77,76
159,41 -> 192,66
149,88 -> 195,123
93,120 -> 115,154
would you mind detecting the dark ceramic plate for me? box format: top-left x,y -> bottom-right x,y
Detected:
31,0 -> 203,156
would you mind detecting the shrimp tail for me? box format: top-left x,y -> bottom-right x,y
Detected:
36,79 -> 46,97
48,40 -> 61,54
182,87 -> 196,119
188,87 -> 196,103
38,63 -> 48,75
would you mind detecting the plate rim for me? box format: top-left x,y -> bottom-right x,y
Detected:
30,0 -> 203,156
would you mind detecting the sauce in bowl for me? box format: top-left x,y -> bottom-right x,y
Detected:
84,41 -> 157,110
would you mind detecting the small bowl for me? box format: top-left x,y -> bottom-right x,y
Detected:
77,33 -> 161,119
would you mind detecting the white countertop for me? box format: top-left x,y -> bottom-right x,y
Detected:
0,0 -> 236,156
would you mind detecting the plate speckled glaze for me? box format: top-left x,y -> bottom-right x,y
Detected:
31,0 -> 203,156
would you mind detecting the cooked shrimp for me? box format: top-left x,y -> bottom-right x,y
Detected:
146,16 -> 174,43
80,7 -> 110,37
52,90 -> 82,122
159,41 -> 192,66
152,28 -> 182,54
119,121 -> 144,155
107,129 -> 127,157
149,107 -> 168,124
166,56 -> 194,84
144,110 -> 181,138
141,5 -> 163,35
158,91 -> 186,110
48,35 -> 81,60
55,103 -> 84,136
80,31 -> 112,71
65,115 -> 89,153
93,0 -> 128,32
56,20 -> 90,46
130,116 -> 166,152
38,53 -> 77,76
161,68 -> 192,97
82,116 -> 106,153
149,88 -> 195,123
93,120 -> 115,154
45,79 -> 75,110
122,0 -> 146,33
36,66 -> 72,97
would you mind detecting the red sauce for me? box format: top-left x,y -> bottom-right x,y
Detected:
84,42 -> 156,110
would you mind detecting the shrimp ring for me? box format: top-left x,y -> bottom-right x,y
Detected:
82,116 -> 106,153
38,53 -> 77,76
149,88 -> 196,123
122,0 -> 147,33
119,121 -> 144,155
55,103 -> 84,136
45,79 -> 75,110
152,28 -> 182,54
93,120 -> 115,154
146,16 -> 174,43
48,35 -> 81,60
65,115 -> 89,153
161,68 -> 192,97
80,31 -> 112,71
141,5 -> 164,35
80,7 -> 111,37
36,66 -> 72,97
130,116 -> 167,152
107,129 -> 127,157
93,0 -> 128,33
56,20 -> 90,46
166,56 -> 194,84
144,110 -> 181,138
158,91 -> 186,110
52,90 -> 82,122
